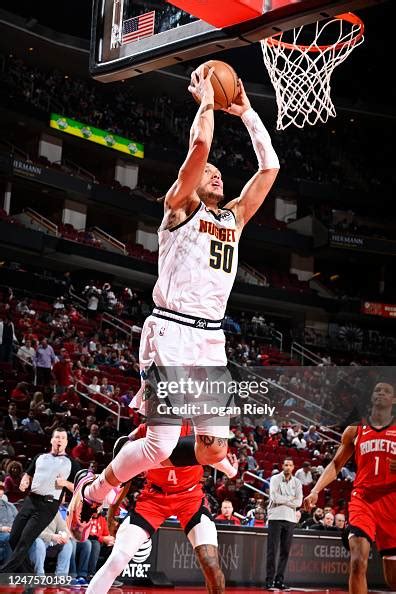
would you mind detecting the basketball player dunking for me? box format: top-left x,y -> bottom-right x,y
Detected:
68,65 -> 279,536
304,382 -> 396,594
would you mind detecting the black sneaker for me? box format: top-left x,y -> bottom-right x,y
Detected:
274,582 -> 290,590
113,435 -> 130,458
265,580 -> 274,590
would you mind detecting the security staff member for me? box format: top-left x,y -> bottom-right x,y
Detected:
0,427 -> 78,573
266,458 -> 302,590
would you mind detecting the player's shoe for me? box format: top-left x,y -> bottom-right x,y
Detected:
66,469 -> 100,541
112,435 -> 131,458
273,582 -> 290,590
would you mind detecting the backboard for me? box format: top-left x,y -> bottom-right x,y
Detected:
90,0 -> 381,82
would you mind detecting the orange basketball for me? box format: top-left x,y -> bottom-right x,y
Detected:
196,60 -> 239,110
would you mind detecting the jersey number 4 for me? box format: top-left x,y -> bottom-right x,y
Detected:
167,469 -> 178,485
209,240 -> 234,273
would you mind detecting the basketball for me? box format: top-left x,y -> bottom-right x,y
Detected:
197,60 -> 239,110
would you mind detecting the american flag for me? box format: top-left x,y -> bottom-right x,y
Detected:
122,11 -> 155,45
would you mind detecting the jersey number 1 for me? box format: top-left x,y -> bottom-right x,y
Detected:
209,240 -> 234,273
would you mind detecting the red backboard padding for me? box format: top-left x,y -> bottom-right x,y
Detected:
166,0 -> 266,28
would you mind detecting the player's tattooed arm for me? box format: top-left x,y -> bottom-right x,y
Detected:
195,544 -> 225,594
165,66 -> 215,212
198,436 -> 227,448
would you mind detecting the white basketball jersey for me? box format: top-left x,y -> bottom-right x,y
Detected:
153,202 -> 238,319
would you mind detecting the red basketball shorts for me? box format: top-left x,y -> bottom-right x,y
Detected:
348,488 -> 396,555
131,485 -> 211,535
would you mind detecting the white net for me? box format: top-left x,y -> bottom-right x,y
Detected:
261,14 -> 364,130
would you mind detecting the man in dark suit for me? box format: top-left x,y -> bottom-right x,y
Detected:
3,403 -> 21,433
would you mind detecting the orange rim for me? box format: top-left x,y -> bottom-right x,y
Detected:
265,13 -> 364,53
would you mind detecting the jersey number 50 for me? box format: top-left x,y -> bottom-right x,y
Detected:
209,240 -> 234,273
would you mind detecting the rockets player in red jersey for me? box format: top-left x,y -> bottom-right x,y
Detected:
304,382 -> 396,594
86,422 -> 238,594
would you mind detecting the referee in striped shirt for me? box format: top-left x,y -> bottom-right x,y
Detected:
0,427 -> 78,573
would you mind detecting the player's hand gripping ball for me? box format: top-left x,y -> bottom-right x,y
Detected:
189,60 -> 239,110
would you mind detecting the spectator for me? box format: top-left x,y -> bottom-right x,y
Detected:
53,356 -> 73,393
16,339 -> 35,368
68,424 -> 80,450
119,387 -> 134,407
88,425 -> 104,454
215,500 -> 241,526
334,513 -> 346,531
0,316 -> 18,363
83,283 -> 101,319
291,431 -> 307,450
2,403 -> 21,432
247,506 -> 266,527
88,376 -> 101,395
295,462 -> 313,486
3,461 -> 24,503
87,510 -> 115,579
30,391 -> 46,414
0,431 -> 15,459
313,512 -> 337,531
246,432 -> 258,453
0,482 -> 17,563
100,377 -> 114,397
99,417 -> 118,442
341,461 -> 356,482
60,386 -> 81,410
84,416 -> 97,433
10,382 -> 30,403
231,428 -> 247,450
71,433 -> 95,466
287,424 -> 301,443
301,507 -> 324,529
29,510 -> 73,576
21,411 -> 45,434
304,425 -> 321,444
34,338 -> 57,385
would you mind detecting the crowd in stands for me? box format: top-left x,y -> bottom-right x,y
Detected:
0,52 -> 393,198
0,283 -> 362,540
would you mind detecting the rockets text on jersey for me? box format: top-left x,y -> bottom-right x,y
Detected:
354,419 -> 396,493
153,202 -> 238,320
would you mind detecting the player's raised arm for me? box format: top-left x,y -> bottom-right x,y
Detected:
303,425 -> 357,510
222,80 -> 279,228
165,66 -> 215,211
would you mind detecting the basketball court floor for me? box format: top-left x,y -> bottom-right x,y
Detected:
1,586 -> 390,594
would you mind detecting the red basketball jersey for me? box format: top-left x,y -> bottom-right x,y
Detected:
136,423 -> 204,493
354,419 -> 396,494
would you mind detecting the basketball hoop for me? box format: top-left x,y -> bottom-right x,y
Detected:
261,13 -> 364,130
